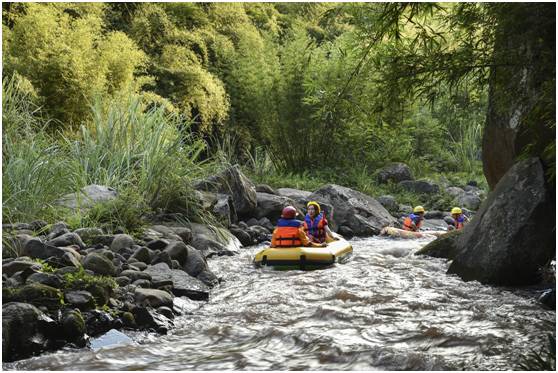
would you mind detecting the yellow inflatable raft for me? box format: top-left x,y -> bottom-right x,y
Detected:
380,226 -> 447,239
254,238 -> 353,270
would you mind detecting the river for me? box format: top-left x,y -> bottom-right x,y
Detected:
5,236 -> 555,370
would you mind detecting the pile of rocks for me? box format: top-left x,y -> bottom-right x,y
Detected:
2,220 -> 240,362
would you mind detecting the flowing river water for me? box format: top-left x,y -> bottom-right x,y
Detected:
5,236 -> 555,370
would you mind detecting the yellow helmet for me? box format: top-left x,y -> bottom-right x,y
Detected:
413,205 -> 425,213
451,207 -> 462,215
307,201 -> 321,214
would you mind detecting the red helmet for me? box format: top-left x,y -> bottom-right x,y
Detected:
281,206 -> 298,219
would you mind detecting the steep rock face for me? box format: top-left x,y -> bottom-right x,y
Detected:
193,165 -> 257,218
307,184 -> 396,235
483,3 -> 555,189
447,158 -> 555,285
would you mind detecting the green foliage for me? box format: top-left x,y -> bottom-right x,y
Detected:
63,267 -> 117,291
4,3 -> 145,127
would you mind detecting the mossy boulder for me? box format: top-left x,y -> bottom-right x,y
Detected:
61,309 -> 86,344
415,229 -> 463,260
2,283 -> 63,310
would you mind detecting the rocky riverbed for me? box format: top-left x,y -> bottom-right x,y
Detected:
2,162 -> 554,363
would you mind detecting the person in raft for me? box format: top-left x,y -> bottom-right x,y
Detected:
402,206 -> 425,232
271,206 -> 326,248
303,201 -> 337,243
447,207 -> 469,230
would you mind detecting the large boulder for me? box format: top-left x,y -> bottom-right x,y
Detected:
456,192 -> 482,211
2,302 -> 52,362
254,192 -> 298,223
21,238 -> 70,260
307,184 -> 397,235
193,165 -> 257,218
47,232 -> 86,250
377,162 -> 413,184
276,188 -> 311,205
2,258 -> 41,277
110,234 -> 135,253
55,184 -> 117,210
188,223 -> 241,257
415,229 -> 463,259
83,253 -> 117,276
194,191 -> 236,226
134,288 -> 173,308
144,225 -> 192,244
398,180 -> 439,194
3,283 -> 63,310
448,158 -> 555,285
143,263 -> 210,301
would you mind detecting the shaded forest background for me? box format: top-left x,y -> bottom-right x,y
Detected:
2,2 -> 554,230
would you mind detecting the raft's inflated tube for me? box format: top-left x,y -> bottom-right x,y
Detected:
380,226 -> 447,239
253,238 -> 353,270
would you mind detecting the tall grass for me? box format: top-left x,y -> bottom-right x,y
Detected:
447,121 -> 484,176
68,96 -> 206,207
3,80 -> 212,229
2,75 -> 74,222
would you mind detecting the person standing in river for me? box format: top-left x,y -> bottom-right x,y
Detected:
402,206 -> 425,231
271,206 -> 326,248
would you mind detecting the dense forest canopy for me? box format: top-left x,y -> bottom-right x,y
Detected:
2,2 -> 554,225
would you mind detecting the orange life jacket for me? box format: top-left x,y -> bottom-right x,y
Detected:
403,214 -> 423,231
273,226 -> 303,247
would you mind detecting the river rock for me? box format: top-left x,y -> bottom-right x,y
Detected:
130,246 -> 151,264
22,238 -> 69,260
193,164 -> 257,218
254,192 -> 299,223
47,222 -> 70,240
3,283 -> 63,310
151,251 -> 173,268
456,192 -> 482,210
229,227 -> 253,246
134,288 -> 173,308
131,307 -> 171,333
61,309 -> 86,344
377,162 -> 413,184
65,290 -> 95,310
115,276 -> 131,287
276,188 -> 311,205
74,228 -> 104,244
448,158 -> 555,285
446,186 -> 466,198
188,223 -> 241,257
147,239 -> 169,251
83,310 -> 115,336
398,179 -> 440,194
538,289 -> 556,310
307,184 -> 397,235
415,229 -> 463,259
2,259 -> 41,277
376,195 -> 398,213
55,184 -> 117,210
143,263 -> 210,301
145,225 -> 192,244
338,225 -> 354,239
47,232 -> 85,250
83,253 -> 117,276
183,246 -> 208,278
26,272 -> 63,288
164,241 -> 189,266
256,184 -> 277,195
2,302 -> 52,362
110,234 -> 135,253
194,190 -> 237,226
120,270 -> 152,282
